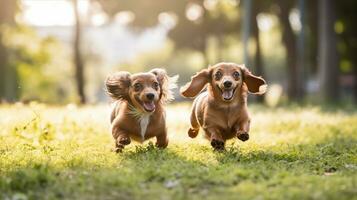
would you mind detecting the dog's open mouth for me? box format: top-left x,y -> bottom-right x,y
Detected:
222,89 -> 234,100
218,86 -> 236,101
142,101 -> 156,112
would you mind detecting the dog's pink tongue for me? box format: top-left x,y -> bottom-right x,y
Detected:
222,90 -> 233,100
143,101 -> 155,112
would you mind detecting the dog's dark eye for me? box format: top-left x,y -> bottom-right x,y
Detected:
153,82 -> 159,90
215,71 -> 222,80
133,83 -> 142,91
233,71 -> 240,80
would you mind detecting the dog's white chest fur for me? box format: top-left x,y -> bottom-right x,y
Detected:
138,114 -> 151,141
128,106 -> 152,141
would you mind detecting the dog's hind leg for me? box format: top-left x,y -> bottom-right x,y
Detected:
188,105 -> 200,138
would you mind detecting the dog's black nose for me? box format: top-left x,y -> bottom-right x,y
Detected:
146,93 -> 155,100
223,81 -> 232,88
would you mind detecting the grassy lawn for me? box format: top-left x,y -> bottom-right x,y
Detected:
0,103 -> 356,200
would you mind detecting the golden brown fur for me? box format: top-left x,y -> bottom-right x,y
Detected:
105,68 -> 178,152
180,62 -> 267,150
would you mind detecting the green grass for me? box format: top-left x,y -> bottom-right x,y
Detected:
1,102 -> 357,200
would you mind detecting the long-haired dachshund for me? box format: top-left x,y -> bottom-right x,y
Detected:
180,62 -> 267,150
105,68 -> 178,152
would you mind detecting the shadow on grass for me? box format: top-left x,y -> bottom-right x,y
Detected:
214,135 -> 356,171
1,142 -> 209,200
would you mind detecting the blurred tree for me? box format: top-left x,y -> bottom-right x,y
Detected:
251,1 -> 262,75
97,0 -> 178,29
169,1 -> 239,65
96,0 -> 239,67
251,0 -> 266,102
165,1 -> 209,65
72,0 -> 86,104
306,0 -> 318,74
3,26 -> 75,103
336,1 -> 357,103
296,0 -> 306,99
276,0 -> 304,101
0,0 -> 17,102
318,0 -> 339,102
241,0 -> 251,66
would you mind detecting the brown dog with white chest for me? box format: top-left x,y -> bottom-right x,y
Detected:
180,62 -> 267,150
105,68 -> 178,152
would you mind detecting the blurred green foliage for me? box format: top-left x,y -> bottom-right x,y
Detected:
0,0 -> 356,103
1,25 -> 75,103
336,1 -> 357,74
117,41 -> 206,84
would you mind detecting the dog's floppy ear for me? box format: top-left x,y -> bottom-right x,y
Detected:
180,68 -> 210,98
105,71 -> 131,100
150,68 -> 178,103
241,66 -> 267,95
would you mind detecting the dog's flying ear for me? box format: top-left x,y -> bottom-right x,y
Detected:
105,71 -> 131,100
180,68 -> 210,98
150,68 -> 167,88
241,66 -> 267,95
150,68 -> 178,103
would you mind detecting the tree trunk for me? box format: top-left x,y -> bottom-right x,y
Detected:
0,0 -> 17,102
307,0 -> 318,74
252,0 -> 265,103
73,0 -> 86,104
318,0 -> 339,102
241,0 -> 252,66
355,67 -> 357,103
0,34 -> 8,102
278,1 -> 301,101
296,0 -> 306,99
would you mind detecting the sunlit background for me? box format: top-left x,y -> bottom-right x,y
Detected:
0,0 -> 356,105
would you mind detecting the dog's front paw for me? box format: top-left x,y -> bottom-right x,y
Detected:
211,139 -> 225,151
113,144 -> 124,153
118,136 -> 131,145
237,131 -> 249,142
156,137 -> 168,149
188,128 -> 199,138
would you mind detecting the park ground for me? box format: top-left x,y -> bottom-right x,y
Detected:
0,103 -> 356,200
